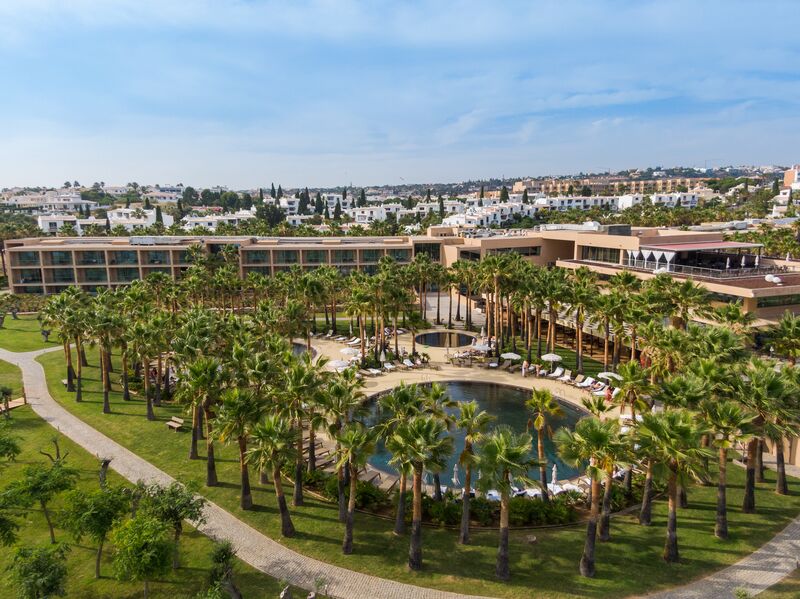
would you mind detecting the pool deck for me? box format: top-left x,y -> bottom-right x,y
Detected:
309,328 -> 621,493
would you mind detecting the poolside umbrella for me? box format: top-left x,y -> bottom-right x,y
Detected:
741,255 -> 746,268
787,252 -> 792,262
380,350 -> 386,363
473,343 -> 491,352
597,371 -> 622,381
349,321 -> 353,336
327,359 -> 350,371
501,352 -> 521,360
452,463 -> 461,487
340,347 -> 359,356
755,255 -> 760,267
541,353 -> 562,373
552,463 -> 558,484
480,325 -> 486,338
726,257 -> 731,269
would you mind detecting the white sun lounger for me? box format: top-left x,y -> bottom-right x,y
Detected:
403,358 -> 416,369
576,377 -> 595,388
384,363 -> 396,371
547,367 -> 564,379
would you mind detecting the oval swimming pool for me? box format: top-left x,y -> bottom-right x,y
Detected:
367,381 -> 583,481
415,331 -> 475,348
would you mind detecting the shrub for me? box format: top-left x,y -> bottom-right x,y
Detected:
423,497 -> 461,526
323,475 -> 389,511
468,497 -> 496,526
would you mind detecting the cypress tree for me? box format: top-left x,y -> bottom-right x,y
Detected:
522,189 -> 529,204
438,194 -> 445,217
299,188 -> 309,214
479,185 -> 484,199
315,192 -> 323,214
144,196 -> 152,209
270,183 -> 276,198
426,188 -> 432,202
277,185 -> 283,199
259,188 -> 264,201
500,185 -> 509,202
105,216 -> 111,232
324,205 -> 330,220
155,206 -> 163,224
125,197 -> 131,209
334,199 -> 342,220
359,189 -> 366,207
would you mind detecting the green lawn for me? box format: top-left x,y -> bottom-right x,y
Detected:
0,358 -> 23,398
0,314 -> 59,352
759,570 -> 800,598
37,350 -> 800,599
0,406 -> 287,599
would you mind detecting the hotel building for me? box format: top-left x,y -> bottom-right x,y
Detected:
5,225 -> 800,322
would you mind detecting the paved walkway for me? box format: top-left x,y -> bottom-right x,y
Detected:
2,343 -> 800,598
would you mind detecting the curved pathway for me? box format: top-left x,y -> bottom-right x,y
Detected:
3,343 -> 800,598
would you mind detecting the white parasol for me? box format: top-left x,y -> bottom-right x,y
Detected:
501,352 -> 521,360
726,257 -> 731,269
741,255 -> 746,268
380,350 -> 386,363
480,326 -> 486,338
551,463 -> 558,484
541,353 -> 562,362
340,347 -> 359,356
755,255 -> 760,267
597,371 -> 622,381
473,344 -> 491,352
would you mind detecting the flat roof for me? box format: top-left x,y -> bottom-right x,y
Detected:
640,241 -> 762,252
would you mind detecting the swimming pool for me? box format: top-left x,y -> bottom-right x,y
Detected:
367,381 -> 583,481
414,331 -> 476,348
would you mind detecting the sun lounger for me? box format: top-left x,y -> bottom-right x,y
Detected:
499,360 -> 512,371
547,366 -> 564,379
334,336 -> 348,342
610,387 -> 621,399
324,330 -> 334,338
571,374 -> 585,386
392,360 -> 408,370
403,358 -> 417,369
508,363 -> 521,373
359,369 -> 376,378
558,369 -> 572,382
368,368 -> 383,376
384,363 -> 396,371
576,377 -> 595,388
592,384 -> 609,396
347,338 -> 361,346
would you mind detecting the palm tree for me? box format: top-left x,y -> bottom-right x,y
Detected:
455,401 -> 493,545
246,415 -> 297,537
476,426 -> 533,581
555,417 -> 623,577
701,400 -> 755,539
390,416 -> 453,571
526,389 -> 563,502
177,357 -> 227,486
215,388 -> 268,510
636,410 -> 709,562
768,311 -> 800,365
335,423 -> 376,554
568,267 -> 598,374
125,320 -> 157,421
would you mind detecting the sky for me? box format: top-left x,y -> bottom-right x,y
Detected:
0,0 -> 798,189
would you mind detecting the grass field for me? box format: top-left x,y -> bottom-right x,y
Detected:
35,349 -> 800,599
0,406 -> 287,599
0,314 -> 60,352
0,358 -> 23,398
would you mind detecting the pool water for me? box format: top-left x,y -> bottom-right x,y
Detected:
415,331 -> 475,348
367,381 -> 583,482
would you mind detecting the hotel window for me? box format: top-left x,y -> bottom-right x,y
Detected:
15,269 -> 42,284
109,251 -> 138,265
12,251 -> 39,266
274,250 -> 299,264
387,248 -> 412,262
82,268 -> 108,283
115,268 -> 140,283
756,294 -> 800,308
245,250 -> 270,264
303,250 -> 327,264
77,251 -> 105,265
145,251 -> 170,265
49,268 -> 75,284
360,249 -> 383,263
580,246 -> 620,264
491,246 -> 541,256
414,243 -> 442,262
49,251 -> 73,266
332,249 -> 356,263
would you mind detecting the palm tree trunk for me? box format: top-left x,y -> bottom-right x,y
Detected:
408,468 -> 423,571
743,438 -> 757,513
273,466 -> 295,537
756,439 -> 765,483
664,472 -> 680,563
65,341 -> 76,392
239,437 -> 252,509
144,360 -> 155,420
603,320 -> 610,370
538,432 -> 549,503
433,473 -> 442,501
447,285 -> 453,329
436,285 -> 441,325
776,438 -> 788,495
466,283 -> 472,329
121,352 -> 130,401
337,464 -> 347,523
455,283 -> 462,321
307,427 -> 316,473
293,425 -> 304,507
716,447 -> 728,539
599,473 -> 613,541
75,339 -> 83,402
580,476 -> 600,577
394,471 -> 407,535
101,351 -> 110,414
459,464 -> 472,545
189,406 -> 199,460
154,355 -> 162,407
204,407 -> 218,486
639,460 -> 653,526
343,461 -> 358,554
496,488 -> 510,581
678,485 -> 688,509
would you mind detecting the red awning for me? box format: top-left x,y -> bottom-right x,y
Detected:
640,241 -> 762,252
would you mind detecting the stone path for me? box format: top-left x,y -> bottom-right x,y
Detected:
3,343 -> 800,598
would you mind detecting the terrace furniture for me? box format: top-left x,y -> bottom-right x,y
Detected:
592,384 -> 609,396
393,360 -> 409,370
166,417 -> 184,432
384,363 -> 396,371
368,368 -> 383,377
347,338 -> 361,346
487,362 -> 499,368
576,377 -> 595,389
499,360 -> 512,371
324,330 -> 334,338
548,367 -> 565,379
403,358 -> 417,369
508,363 -> 521,373
359,369 -> 376,378
571,374 -> 585,386
558,369 -> 573,382
61,379 -> 69,388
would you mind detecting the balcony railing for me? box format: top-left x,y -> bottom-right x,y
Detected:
585,258 -> 797,280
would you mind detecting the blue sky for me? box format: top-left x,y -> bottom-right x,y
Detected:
0,0 -> 798,189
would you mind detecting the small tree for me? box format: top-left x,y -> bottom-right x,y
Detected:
207,540 -> 242,599
0,424 -> 21,460
139,481 -> 206,569
2,461 -> 78,544
7,544 -> 70,599
111,514 -> 173,598
0,512 -> 20,546
60,486 -> 130,578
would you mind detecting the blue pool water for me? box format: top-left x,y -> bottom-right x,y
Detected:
415,331 -> 475,348
367,381 -> 583,482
